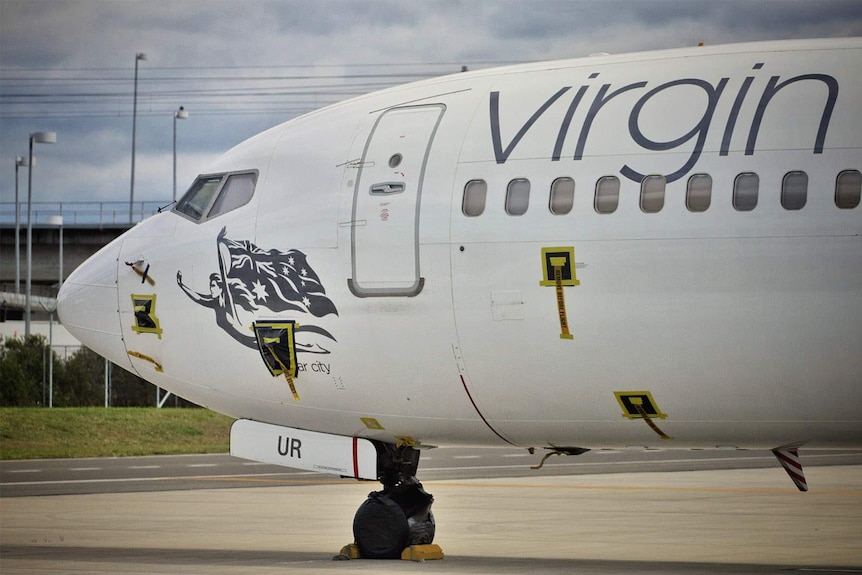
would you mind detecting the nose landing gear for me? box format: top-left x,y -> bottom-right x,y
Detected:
347,442 -> 442,560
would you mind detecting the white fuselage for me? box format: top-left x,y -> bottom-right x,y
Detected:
59,38 -> 862,452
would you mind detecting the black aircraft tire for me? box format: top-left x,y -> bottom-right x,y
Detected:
353,492 -> 410,559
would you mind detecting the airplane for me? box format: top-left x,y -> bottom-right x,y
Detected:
58,37 -> 861,559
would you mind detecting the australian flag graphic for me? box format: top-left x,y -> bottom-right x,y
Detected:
218,228 -> 338,319
177,227 -> 337,351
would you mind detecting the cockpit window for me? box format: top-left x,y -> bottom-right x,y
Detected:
175,176 -> 222,220
209,172 -> 257,217
174,170 -> 258,222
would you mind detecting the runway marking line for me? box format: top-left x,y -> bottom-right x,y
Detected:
795,570 -> 862,573
0,471 -> 323,488
8,471 -> 857,495
428,481 -> 862,496
4,456 -> 860,492
191,477 -> 353,486
187,476 -> 862,495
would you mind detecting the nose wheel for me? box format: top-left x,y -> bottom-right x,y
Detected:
347,443 -> 441,560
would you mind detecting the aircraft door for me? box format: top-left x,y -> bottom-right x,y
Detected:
348,105 -> 445,297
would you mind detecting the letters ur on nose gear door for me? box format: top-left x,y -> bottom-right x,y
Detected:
348,105 -> 445,297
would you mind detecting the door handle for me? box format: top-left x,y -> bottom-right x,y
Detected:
369,182 -> 405,195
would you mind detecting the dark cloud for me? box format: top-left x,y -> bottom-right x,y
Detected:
481,0 -> 862,50
268,0 -> 422,34
2,0 -> 860,207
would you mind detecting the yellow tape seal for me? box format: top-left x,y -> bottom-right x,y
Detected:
125,261 -> 155,286
540,247 -> 578,340
361,417 -> 385,430
284,370 -> 300,401
614,392 -> 672,440
127,350 -> 163,372
253,321 -> 300,401
130,294 -> 163,339
395,435 -> 417,447
552,259 -> 573,340
267,351 -> 299,401
632,402 -> 673,440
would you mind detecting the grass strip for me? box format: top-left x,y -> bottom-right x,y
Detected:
0,407 -> 233,460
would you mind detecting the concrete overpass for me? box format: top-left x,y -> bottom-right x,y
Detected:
1,200 -> 169,320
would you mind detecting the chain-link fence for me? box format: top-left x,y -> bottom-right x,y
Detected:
1,335 -> 197,408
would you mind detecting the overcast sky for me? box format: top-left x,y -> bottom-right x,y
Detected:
2,0 -> 861,221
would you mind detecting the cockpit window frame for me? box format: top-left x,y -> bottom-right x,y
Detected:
173,169 -> 259,223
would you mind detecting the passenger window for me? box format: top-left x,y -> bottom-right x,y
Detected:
505,178 -> 530,216
549,177 -> 575,215
462,179 -> 487,217
209,172 -> 257,218
781,171 -> 808,210
640,175 -> 665,213
733,172 -> 759,211
175,175 -> 223,220
594,176 -> 619,214
686,173 -> 712,212
836,170 -> 861,209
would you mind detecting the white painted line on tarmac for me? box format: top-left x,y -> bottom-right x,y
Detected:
795,569 -> 862,573
3,453 -> 859,489
421,453 -> 862,473
1,470 -> 322,487
7,469 -> 41,474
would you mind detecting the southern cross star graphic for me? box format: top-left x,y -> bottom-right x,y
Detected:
252,280 -> 269,302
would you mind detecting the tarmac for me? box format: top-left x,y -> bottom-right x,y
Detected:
2,464 -> 861,574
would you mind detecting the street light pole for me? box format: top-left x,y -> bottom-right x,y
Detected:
46,215 -> 63,409
129,52 -> 147,223
25,131 -> 57,337
14,156 -> 31,294
173,105 -> 188,203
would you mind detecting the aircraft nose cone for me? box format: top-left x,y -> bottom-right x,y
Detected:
57,238 -> 129,368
